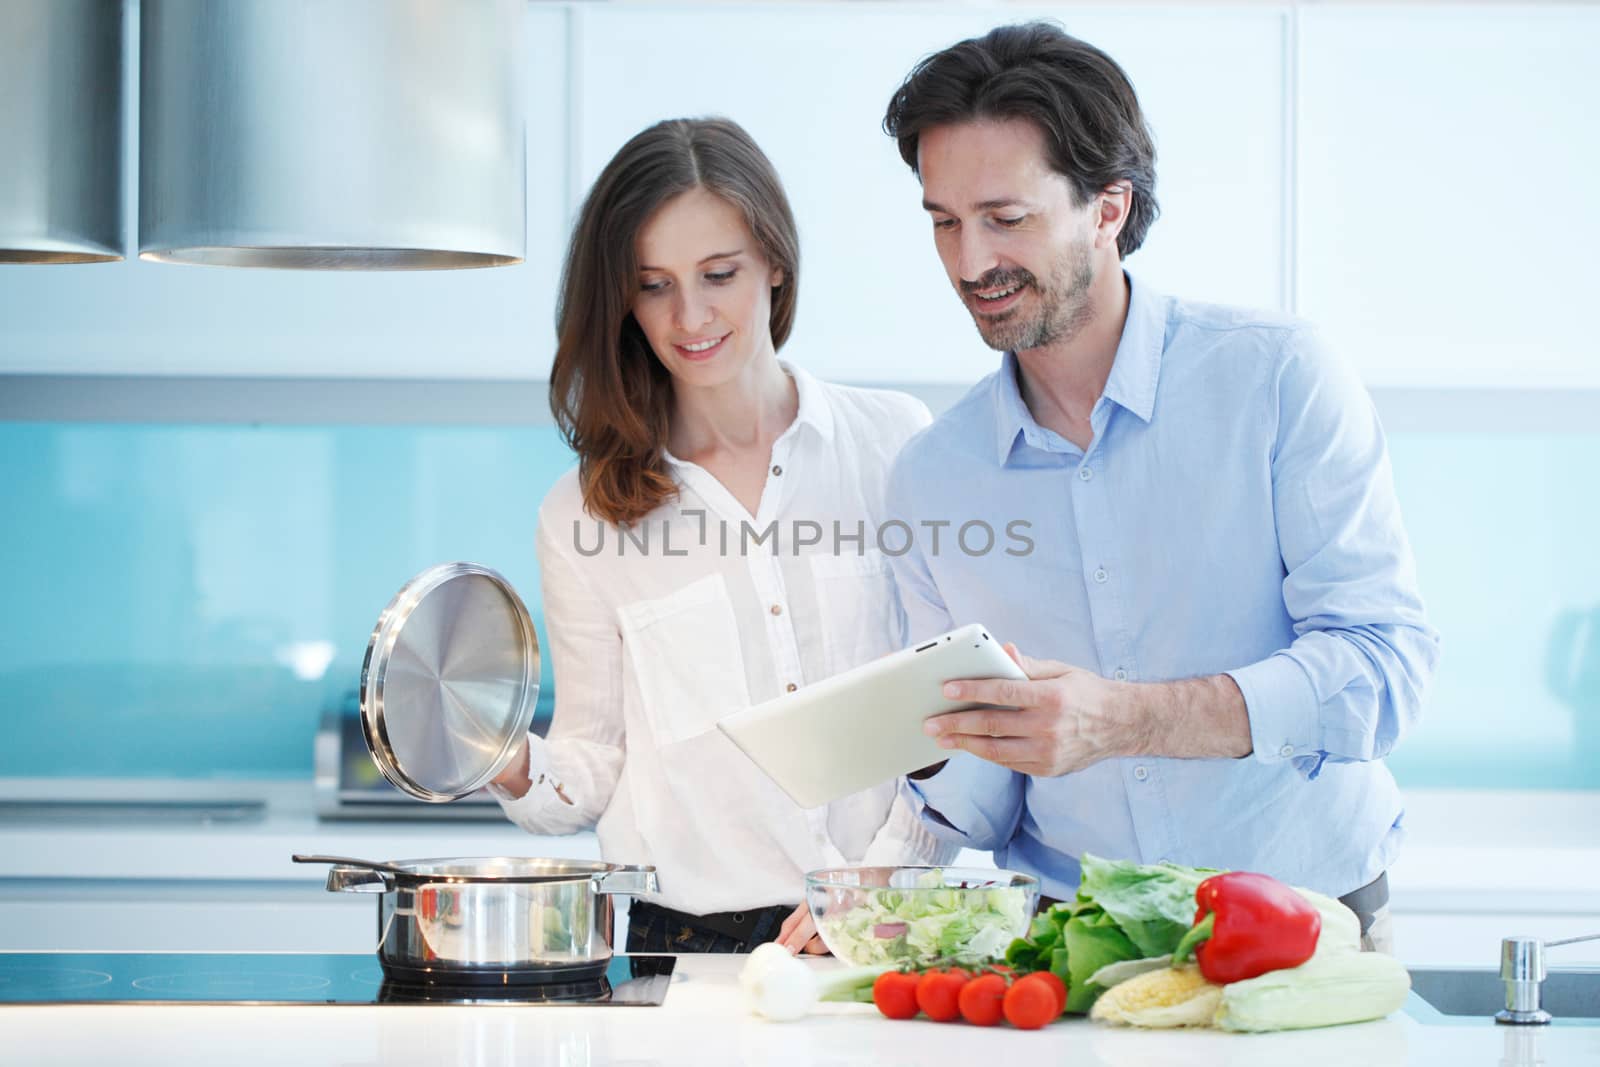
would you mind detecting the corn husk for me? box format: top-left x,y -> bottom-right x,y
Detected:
1214,952 -> 1411,1032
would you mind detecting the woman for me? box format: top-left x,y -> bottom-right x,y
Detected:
489,118 -> 951,954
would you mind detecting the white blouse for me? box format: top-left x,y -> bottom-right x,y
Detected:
493,364 -> 955,914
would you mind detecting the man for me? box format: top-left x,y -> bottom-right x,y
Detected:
880,22 -> 1438,952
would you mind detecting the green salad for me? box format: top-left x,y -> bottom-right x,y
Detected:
817,869 -> 1032,965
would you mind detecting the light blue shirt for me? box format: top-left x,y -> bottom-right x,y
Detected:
885,273 -> 1440,900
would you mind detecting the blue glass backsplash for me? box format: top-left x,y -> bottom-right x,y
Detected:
1,423 -> 571,778
1,422 -> 1595,788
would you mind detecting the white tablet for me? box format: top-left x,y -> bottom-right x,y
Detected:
715,623 -> 1028,809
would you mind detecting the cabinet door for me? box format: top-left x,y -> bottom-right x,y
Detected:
1297,6 -> 1600,388
574,4 -> 1287,384
0,6 -> 571,380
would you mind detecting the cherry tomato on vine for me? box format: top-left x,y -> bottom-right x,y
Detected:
915,968 -> 972,1022
957,972 -> 1008,1026
872,970 -> 920,1020
1003,974 -> 1062,1030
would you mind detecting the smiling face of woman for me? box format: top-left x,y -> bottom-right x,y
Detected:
631,186 -> 784,388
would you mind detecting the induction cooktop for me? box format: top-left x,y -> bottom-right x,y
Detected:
0,953 -> 675,1006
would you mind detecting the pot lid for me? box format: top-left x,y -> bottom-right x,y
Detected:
359,562 -> 539,802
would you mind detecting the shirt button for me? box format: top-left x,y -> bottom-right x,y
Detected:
786,682 -> 797,693
1078,466 -> 1093,481
771,464 -> 783,477
1113,668 -> 1128,682
1278,744 -> 1295,758
1133,766 -> 1149,782
770,604 -> 783,616
1093,567 -> 1108,584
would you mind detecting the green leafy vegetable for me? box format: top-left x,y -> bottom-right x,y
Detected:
1077,854 -> 1216,958
1003,854 -> 1219,1014
1059,905 -> 1142,1013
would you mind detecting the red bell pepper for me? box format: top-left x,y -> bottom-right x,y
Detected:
1171,871 -> 1321,984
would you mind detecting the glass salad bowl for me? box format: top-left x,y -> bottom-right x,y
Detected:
805,866 -> 1039,966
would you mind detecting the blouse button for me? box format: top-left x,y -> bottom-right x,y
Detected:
770,604 -> 783,616
786,683 -> 798,693
771,464 -> 783,476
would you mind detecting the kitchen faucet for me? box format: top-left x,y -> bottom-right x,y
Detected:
1497,933 -> 1600,1024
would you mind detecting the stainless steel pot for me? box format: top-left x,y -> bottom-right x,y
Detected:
297,855 -> 657,984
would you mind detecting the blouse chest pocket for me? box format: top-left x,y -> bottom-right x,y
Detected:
808,549 -> 905,678
617,572 -> 752,747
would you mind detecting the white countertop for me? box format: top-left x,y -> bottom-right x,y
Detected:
2,953 -> 1595,1067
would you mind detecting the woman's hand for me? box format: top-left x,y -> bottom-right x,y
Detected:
776,902 -> 828,955
490,738 -> 533,798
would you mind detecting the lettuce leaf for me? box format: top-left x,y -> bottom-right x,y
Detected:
1077,854 -> 1217,959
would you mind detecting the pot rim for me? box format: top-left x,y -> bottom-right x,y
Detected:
333,855 -> 649,886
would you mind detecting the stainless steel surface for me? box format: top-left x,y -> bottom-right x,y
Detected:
360,562 -> 539,803
139,0 -> 524,269
1495,933 -> 1600,1024
1409,966 -> 1600,1022
1498,937 -> 1552,1024
303,855 -> 658,978
0,0 -> 124,263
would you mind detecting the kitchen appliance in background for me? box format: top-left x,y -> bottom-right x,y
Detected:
313,691 -> 501,821
0,953 -> 675,1007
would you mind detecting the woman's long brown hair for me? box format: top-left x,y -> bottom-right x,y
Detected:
549,118 -> 800,526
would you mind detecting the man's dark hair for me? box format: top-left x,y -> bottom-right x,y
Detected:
884,21 -> 1159,257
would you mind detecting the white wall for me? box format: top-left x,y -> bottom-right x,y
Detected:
0,2 -> 1594,387
1296,4 -> 1600,389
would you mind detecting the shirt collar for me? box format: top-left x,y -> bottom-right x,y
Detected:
663,359 -> 832,470
782,360 -> 835,444
1101,272 -> 1164,425
990,271 -> 1165,465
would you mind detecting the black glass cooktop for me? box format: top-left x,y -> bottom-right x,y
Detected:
0,953 -> 675,1006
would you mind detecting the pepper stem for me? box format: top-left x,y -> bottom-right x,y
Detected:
1172,911 -> 1216,965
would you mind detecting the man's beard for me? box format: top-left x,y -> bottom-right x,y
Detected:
959,241 -> 1095,352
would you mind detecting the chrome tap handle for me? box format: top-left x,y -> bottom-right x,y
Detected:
1544,932 -> 1600,948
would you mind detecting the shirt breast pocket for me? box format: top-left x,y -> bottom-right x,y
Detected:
618,572 -> 752,747
809,549 -> 905,677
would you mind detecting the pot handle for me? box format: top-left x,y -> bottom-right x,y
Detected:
595,864 -> 657,897
325,866 -> 393,894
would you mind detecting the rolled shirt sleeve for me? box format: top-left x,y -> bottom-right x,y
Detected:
492,513 -> 626,836
1226,326 -> 1441,779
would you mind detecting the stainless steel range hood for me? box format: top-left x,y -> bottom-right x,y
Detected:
138,0 -> 525,270
0,0 -> 126,264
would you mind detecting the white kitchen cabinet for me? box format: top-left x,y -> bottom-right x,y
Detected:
0,6 -> 572,380
1296,5 -> 1600,388
573,4 -> 1288,384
